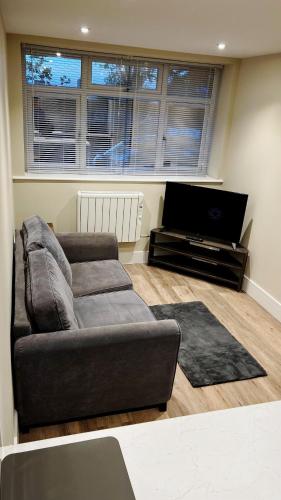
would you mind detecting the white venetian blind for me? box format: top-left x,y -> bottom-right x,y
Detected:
162,65 -> 217,174
22,45 -> 222,176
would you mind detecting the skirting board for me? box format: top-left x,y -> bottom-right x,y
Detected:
0,411 -> 18,457
119,251 -> 281,324
119,250 -> 148,265
243,276 -> 281,324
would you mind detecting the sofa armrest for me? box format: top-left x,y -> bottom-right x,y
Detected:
55,232 -> 118,263
14,319 -> 180,427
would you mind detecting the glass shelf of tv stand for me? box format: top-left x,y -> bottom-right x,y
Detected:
153,228 -> 248,254
149,254 -> 240,286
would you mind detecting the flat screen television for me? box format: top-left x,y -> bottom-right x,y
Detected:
162,182 -> 248,244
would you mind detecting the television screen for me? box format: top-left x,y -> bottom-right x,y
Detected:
162,182 -> 248,244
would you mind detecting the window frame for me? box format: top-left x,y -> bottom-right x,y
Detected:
25,90 -> 82,171
22,44 -> 222,177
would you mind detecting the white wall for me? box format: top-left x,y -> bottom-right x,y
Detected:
224,54 -> 281,307
0,13 -> 15,447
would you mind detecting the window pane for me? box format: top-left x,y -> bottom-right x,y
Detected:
167,66 -> 215,98
32,95 -> 77,164
130,99 -> 160,171
87,96 -> 110,135
91,62 -> 128,86
164,104 -> 205,169
87,96 -> 133,169
91,60 -> 159,90
25,54 -> 81,88
134,66 -> 159,90
33,96 -> 76,138
34,143 -> 76,164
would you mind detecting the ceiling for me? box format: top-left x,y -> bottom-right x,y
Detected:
1,0 -> 281,58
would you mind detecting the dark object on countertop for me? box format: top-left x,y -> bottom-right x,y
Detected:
1,437 -> 136,500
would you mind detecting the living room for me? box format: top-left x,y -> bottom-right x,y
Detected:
1,0 -> 281,498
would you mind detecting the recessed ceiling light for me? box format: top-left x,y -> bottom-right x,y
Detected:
217,42 -> 226,50
81,26 -> 90,34
56,52 -> 61,57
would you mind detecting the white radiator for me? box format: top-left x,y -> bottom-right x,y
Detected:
77,191 -> 144,242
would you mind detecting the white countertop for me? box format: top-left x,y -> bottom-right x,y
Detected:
2,400 -> 281,500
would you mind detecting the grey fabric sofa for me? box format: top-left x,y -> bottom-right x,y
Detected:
13,216 -> 181,430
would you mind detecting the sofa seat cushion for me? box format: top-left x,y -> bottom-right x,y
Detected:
74,290 -> 156,329
23,215 -> 72,286
71,259 -> 132,298
26,248 -> 78,333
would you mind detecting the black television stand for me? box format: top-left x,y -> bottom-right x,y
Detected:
148,228 -> 248,291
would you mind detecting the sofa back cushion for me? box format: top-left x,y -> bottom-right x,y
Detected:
13,230 -> 33,340
26,248 -> 78,333
23,215 -> 72,286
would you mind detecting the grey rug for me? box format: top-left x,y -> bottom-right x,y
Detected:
150,301 -> 267,387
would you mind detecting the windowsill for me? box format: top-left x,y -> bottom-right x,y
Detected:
13,174 -> 223,184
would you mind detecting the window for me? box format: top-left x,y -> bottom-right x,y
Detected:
22,45 -> 222,177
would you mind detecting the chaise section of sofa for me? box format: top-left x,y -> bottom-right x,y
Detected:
13,216 -> 181,429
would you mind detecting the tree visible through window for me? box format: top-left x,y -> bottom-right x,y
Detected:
25,54 -> 81,88
91,61 -> 159,90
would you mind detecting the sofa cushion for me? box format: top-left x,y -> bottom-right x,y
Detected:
23,215 -> 72,286
26,248 -> 78,333
13,230 -> 33,340
71,259 -> 132,298
74,290 -> 156,329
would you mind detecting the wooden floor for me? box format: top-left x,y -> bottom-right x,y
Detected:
20,264 -> 281,443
